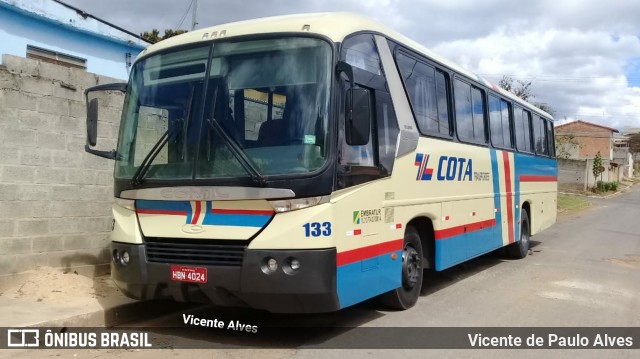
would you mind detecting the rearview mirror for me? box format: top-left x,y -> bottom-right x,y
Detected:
346,88 -> 372,146
84,83 -> 127,159
87,98 -> 99,146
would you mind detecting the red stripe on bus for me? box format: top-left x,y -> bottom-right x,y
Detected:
520,175 -> 557,182
211,209 -> 275,216
136,209 -> 188,216
502,151 -> 515,244
191,201 -> 202,224
434,218 -> 496,240
336,239 -> 403,266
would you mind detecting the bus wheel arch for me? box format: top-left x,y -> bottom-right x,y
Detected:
378,224 -> 424,310
406,217 -> 435,269
521,201 -> 531,232
508,204 -> 530,259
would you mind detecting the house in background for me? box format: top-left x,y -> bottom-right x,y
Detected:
555,120 -> 618,161
554,120 -> 633,189
0,0 -> 149,80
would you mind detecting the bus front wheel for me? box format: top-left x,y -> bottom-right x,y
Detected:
507,210 -> 530,259
378,226 -> 423,310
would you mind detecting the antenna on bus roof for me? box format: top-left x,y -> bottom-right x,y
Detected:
191,0 -> 199,30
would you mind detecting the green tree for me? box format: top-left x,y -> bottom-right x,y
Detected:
592,151 -> 605,190
555,134 -> 580,159
141,29 -> 188,44
498,75 -> 554,115
498,75 -> 533,102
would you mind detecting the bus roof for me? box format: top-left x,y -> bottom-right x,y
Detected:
139,12 -> 552,119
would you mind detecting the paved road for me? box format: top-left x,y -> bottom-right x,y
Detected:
6,185 -> 639,358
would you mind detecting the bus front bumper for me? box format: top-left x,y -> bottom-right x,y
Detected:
110,242 -> 340,313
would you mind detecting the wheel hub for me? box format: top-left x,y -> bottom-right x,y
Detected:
402,245 -> 421,289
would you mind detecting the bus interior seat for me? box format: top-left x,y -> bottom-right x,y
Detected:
257,118 -> 289,146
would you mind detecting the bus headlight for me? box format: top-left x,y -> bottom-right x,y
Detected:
261,257 -> 278,274
283,257 -> 301,275
121,251 -> 130,265
269,196 -> 329,213
112,249 -> 120,264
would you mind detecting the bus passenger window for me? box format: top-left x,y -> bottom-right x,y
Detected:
489,96 -> 512,148
533,116 -> 549,155
514,107 -> 533,152
547,120 -> 556,157
471,87 -> 486,142
454,79 -> 486,143
396,52 -> 450,136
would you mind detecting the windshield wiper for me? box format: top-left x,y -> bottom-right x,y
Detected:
206,117 -> 267,187
131,122 -> 182,186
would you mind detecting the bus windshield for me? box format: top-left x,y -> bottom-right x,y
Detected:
115,37 -> 332,183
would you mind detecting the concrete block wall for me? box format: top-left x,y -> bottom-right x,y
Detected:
558,158 -> 589,191
559,158 -> 621,191
0,54 -> 123,276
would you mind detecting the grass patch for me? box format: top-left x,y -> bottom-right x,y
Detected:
557,194 -> 592,214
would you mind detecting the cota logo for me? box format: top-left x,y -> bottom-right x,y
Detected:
415,153 -> 434,180
415,153 -> 473,182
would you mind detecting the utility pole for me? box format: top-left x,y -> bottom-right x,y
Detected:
191,0 -> 199,30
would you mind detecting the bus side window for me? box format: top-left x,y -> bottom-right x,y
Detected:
489,95 -> 512,148
514,106 -> 533,152
533,115 -> 549,155
339,34 -> 381,168
342,35 -> 382,75
454,79 -> 486,144
376,91 -> 399,174
395,52 -> 450,137
547,119 -> 556,157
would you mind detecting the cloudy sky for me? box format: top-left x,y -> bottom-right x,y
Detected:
64,0 -> 640,130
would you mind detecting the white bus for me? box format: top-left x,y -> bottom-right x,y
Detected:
85,12 -> 557,313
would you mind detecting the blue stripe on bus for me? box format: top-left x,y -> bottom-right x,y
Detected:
513,153 -> 558,240
434,226 -> 498,271
201,201 -> 272,227
201,213 -> 272,227
136,200 -> 191,211
336,250 -> 402,308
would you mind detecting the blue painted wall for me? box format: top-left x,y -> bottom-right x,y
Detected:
0,3 -> 146,80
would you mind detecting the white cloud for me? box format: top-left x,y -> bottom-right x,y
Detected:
63,0 -> 640,129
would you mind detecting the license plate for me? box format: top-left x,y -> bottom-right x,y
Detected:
170,265 -> 207,283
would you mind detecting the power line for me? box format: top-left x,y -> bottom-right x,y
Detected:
174,0 -> 194,30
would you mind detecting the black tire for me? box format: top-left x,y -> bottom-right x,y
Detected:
507,209 -> 530,259
378,226 -> 423,310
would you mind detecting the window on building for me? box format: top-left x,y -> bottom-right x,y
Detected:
454,79 -> 486,143
489,95 -> 512,148
396,52 -> 450,136
26,45 -> 87,69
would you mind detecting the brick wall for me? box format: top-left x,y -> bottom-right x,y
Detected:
555,121 -> 614,160
0,55 -> 123,276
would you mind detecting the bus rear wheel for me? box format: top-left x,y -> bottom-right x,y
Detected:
378,226 -> 423,310
507,209 -> 530,259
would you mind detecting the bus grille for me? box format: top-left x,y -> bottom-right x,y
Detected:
144,238 -> 246,267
